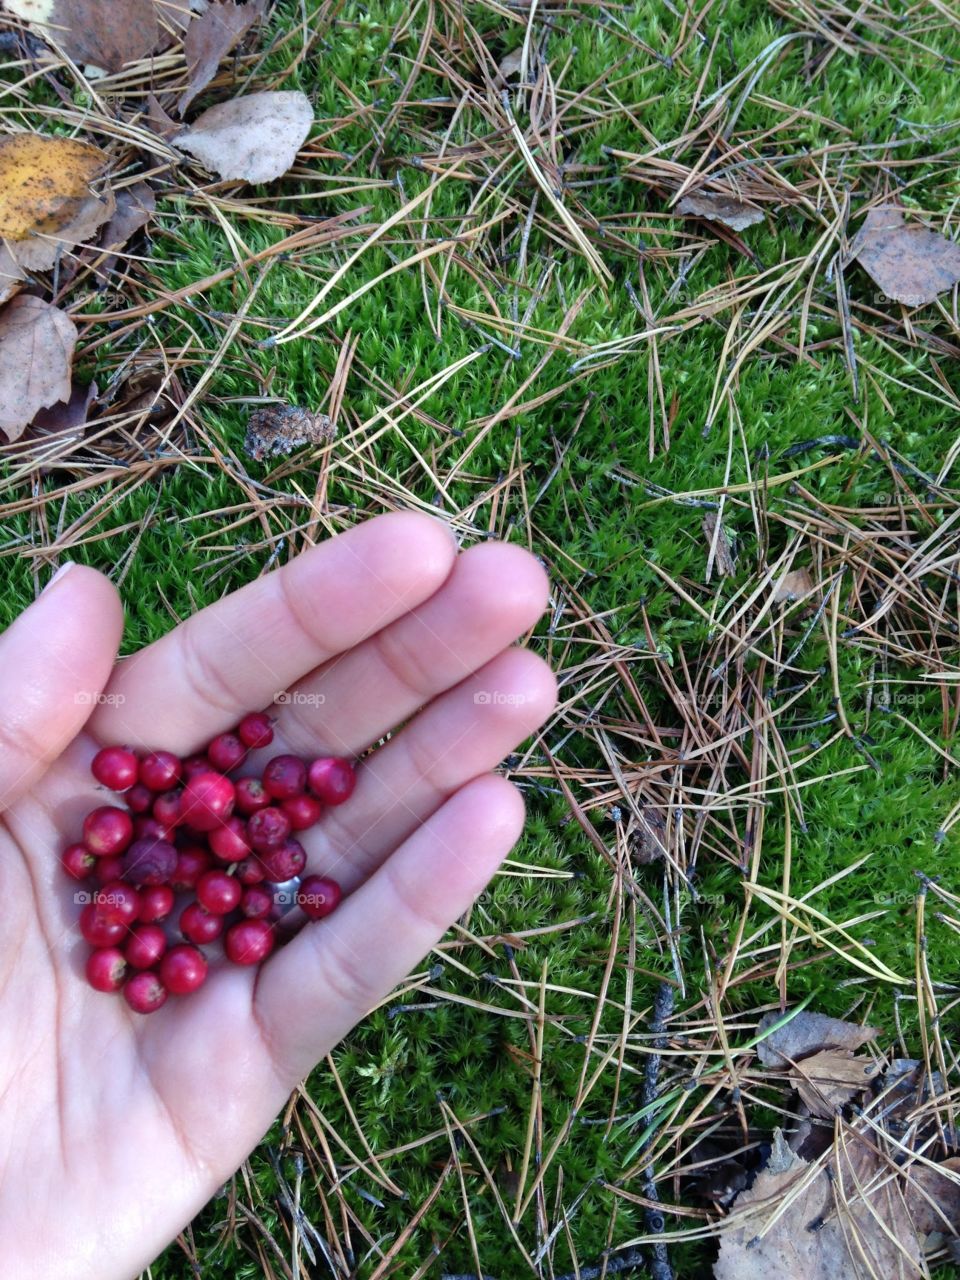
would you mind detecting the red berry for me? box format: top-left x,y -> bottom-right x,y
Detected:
235,776 -> 270,816
224,918 -> 275,965
124,924 -> 167,969
259,837 -> 306,882
281,793 -> 324,831
95,855 -> 126,885
159,944 -> 208,995
196,869 -> 242,915
182,753 -> 211,779
180,902 -> 224,945
138,884 -> 175,923
133,815 -> 174,844
152,789 -> 183,828
235,856 -> 267,885
91,746 -> 138,791
139,750 -> 182,792
240,884 -> 273,919
237,711 -> 273,750
93,880 -> 140,927
207,732 -> 246,773
123,970 -> 167,1014
85,947 -> 127,993
122,838 -> 177,887
125,782 -> 154,814
79,902 -> 126,948
297,874 -> 342,920
263,754 -> 307,800
247,806 -> 291,853
180,772 -> 235,831
209,815 -> 251,862
171,845 -> 213,890
62,842 -> 96,880
82,806 -> 134,856
307,757 -> 356,805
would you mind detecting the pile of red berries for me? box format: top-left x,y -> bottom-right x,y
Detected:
63,710 -> 355,1014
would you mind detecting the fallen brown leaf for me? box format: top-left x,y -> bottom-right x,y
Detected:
29,378 -> 97,438
100,182 -> 156,251
903,1156 -> 960,1241
12,188 -> 116,271
850,204 -> 960,307
791,1049 -> 880,1118
174,91 -> 314,183
772,567 -> 816,604
179,0 -> 268,114
676,192 -> 765,232
756,1009 -> 878,1068
2,0 -> 160,71
243,403 -> 334,461
0,134 -> 109,242
0,295 -> 78,440
0,242 -> 25,305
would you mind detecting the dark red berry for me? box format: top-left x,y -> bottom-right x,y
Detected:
263,754 -> 307,800
247,806 -> 291,853
85,947 -> 127,993
297,874 -> 342,920
259,837 -> 306,882
171,845 -> 213,890
207,732 -> 246,773
123,970 -> 167,1014
235,856 -> 267,885
160,944 -> 208,995
122,838 -> 177,887
91,746 -> 139,792
307,757 -> 356,805
240,885 -> 273,919
79,902 -> 126,948
138,884 -> 175,923
281,793 -> 323,831
82,806 -> 134,856
237,711 -> 273,750
125,782 -> 154,814
138,750 -> 182,792
124,924 -> 167,969
235,776 -> 270,816
196,869 -> 242,915
180,772 -> 235,831
180,902 -> 224,945
224,918 -> 275,965
95,855 -> 126,885
93,880 -> 141,927
209,815 -> 251,862
152,789 -> 183,828
182,753 -> 211,779
133,815 -> 174,844
62,842 -> 96,881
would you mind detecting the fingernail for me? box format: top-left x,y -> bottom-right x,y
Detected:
42,561 -> 76,593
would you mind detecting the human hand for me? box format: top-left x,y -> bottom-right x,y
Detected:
0,514 -> 556,1279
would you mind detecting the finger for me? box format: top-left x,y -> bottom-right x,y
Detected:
269,540 -> 550,757
254,773 -> 525,1084
0,563 -> 122,810
88,513 -> 457,751
300,647 -> 557,892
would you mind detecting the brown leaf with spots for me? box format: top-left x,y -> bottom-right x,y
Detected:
676,192 -> 765,232
0,295 -> 78,441
2,0 -> 159,71
174,90 -> 314,183
179,0 -> 268,114
11,188 -> 116,271
790,1049 -> 880,1117
756,1009 -> 878,1068
0,134 -> 109,242
850,204 -> 960,307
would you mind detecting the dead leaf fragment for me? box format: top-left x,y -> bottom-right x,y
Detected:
703,511 -> 737,578
791,1049 -> 880,1117
676,192 -> 765,232
100,182 -> 156,251
0,295 -> 78,441
243,403 -> 335,461
850,204 -> 960,307
0,134 -> 109,241
174,91 -> 314,183
179,0 -> 268,114
625,805 -> 668,864
903,1156 -> 960,1241
772,567 -> 816,604
0,242 -> 26,305
756,1009 -> 878,1068
2,0 -> 160,71
11,188 -> 116,271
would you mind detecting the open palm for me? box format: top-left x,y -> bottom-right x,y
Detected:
0,513 -> 556,1280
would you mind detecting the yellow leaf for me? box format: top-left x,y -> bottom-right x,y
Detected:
0,134 -> 109,241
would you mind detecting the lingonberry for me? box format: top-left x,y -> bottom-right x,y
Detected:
297,874 -> 342,920
171,845 -> 213,890
281,793 -> 324,831
124,924 -> 167,969
125,782 -> 154,814
79,903 -> 126,948
138,750 -> 182,792
180,771 -> 235,831
62,842 -> 96,880
122,970 -> 167,1014
182,753 -> 212,779
240,885 -> 273,919
207,732 -> 246,773
159,944 -> 208,995
93,880 -> 141,927
85,947 -> 127,993
196,869 -> 242,915
122,837 -> 177,887
152,789 -> 183,828
247,806 -> 291,853
208,815 -> 251,862
95,855 -> 126,885
259,837 -> 306,882
82,806 -> 134,856
180,901 -> 224,945
307,757 -> 356,805
133,815 -> 174,844
237,711 -> 273,750
224,918 -> 275,966
234,776 -> 270,816
90,746 -> 139,792
235,856 -> 267,885
138,884 -> 175,923
263,754 -> 307,800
